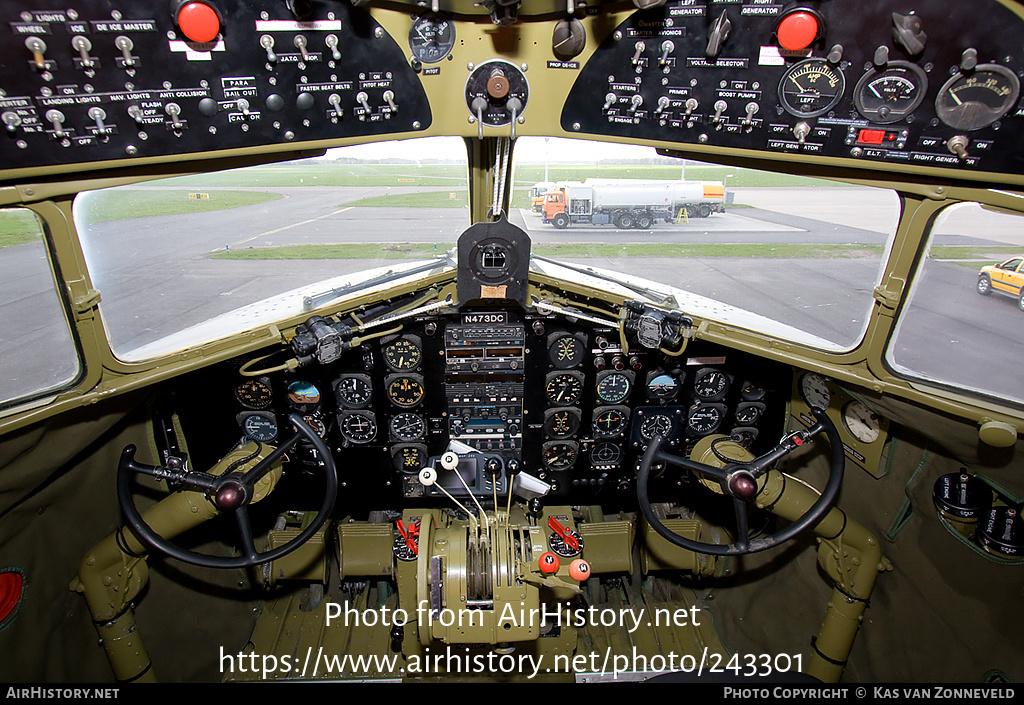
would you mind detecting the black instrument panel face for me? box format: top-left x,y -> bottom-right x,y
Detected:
0,0 -> 430,174
562,0 -> 1024,181
211,307 -> 789,505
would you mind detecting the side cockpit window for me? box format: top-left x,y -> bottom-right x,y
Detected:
0,209 -> 80,407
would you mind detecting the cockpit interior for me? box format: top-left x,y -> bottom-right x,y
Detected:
1,0 -> 1023,685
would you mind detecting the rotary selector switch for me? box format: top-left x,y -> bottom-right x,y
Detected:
465,59 -> 529,135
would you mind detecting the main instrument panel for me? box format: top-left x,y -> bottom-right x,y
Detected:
218,303 -> 788,505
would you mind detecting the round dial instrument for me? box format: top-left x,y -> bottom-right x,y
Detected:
842,401 -> 882,444
545,371 -> 584,406
935,64 -> 1021,131
383,338 -> 422,372
687,404 -> 724,435
286,380 -> 321,411
779,58 -> 846,118
542,441 -> 578,470
853,62 -> 928,124
593,407 -> 628,437
640,413 -> 674,441
548,529 -> 584,557
693,369 -> 729,401
393,445 -> 427,473
390,412 -> 426,441
549,334 -> 586,368
386,376 -> 425,408
544,408 -> 581,439
235,378 -> 272,409
647,372 -> 680,400
799,372 -> 831,409
340,411 -> 377,444
591,442 -> 623,466
335,374 -> 373,409
596,371 -> 632,404
409,14 -> 455,64
239,412 -> 278,442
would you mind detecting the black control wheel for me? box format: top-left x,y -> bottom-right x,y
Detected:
117,414 -> 337,569
636,407 -> 844,555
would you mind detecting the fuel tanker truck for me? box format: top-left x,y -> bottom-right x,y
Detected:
541,179 -> 726,229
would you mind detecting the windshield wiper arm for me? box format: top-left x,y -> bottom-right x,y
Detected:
531,254 -> 679,308
302,252 -> 455,312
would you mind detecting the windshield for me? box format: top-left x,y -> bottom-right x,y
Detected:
513,137 -> 900,350
74,137 -> 467,361
73,135 -> 900,361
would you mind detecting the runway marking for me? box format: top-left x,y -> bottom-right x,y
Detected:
216,207 -> 353,250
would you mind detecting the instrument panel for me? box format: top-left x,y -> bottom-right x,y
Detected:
221,305 -> 789,503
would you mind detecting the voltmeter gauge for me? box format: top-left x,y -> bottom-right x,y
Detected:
409,14 -> 455,64
853,61 -> 928,124
779,58 -> 846,118
935,64 -> 1021,131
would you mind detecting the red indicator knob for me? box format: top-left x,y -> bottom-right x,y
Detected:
177,2 -> 221,43
777,11 -> 819,52
568,559 -> 591,582
539,552 -> 560,574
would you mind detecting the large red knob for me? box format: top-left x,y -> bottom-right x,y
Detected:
777,11 -> 819,52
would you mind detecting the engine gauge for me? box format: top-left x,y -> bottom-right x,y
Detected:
596,370 -> 633,404
386,375 -> 425,408
853,61 -> 928,124
543,407 -> 581,439
409,14 -> 455,64
286,380 -> 321,412
687,404 -> 725,436
339,411 -> 377,444
393,444 -> 428,473
548,333 -> 586,369
234,378 -> 272,409
238,411 -> 278,442
842,401 -> 882,444
935,64 -> 1021,131
545,370 -> 584,406
382,337 -> 422,372
335,374 -> 373,409
799,372 -> 832,409
740,381 -> 767,402
693,368 -> 729,402
734,401 -> 765,425
393,517 -> 420,562
390,412 -> 426,442
593,406 -> 629,438
779,58 -> 846,118
541,441 -> 578,470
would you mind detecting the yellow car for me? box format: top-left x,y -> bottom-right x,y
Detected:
977,256 -> 1024,310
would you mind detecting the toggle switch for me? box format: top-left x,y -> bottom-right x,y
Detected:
71,36 -> 96,69
325,34 -> 341,61
328,93 -> 343,118
25,37 -> 47,70
294,35 -> 310,61
165,102 -> 184,130
88,106 -> 108,133
44,109 -> 66,137
712,99 -> 727,124
3,111 -> 23,134
655,96 -> 670,115
628,94 -> 643,113
631,41 -> 645,66
659,40 -> 674,66
260,35 -> 277,63
383,90 -> 398,112
356,91 -> 372,113
115,36 -> 135,67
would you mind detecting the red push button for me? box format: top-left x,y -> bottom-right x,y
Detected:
177,2 -> 220,43
777,11 -> 819,51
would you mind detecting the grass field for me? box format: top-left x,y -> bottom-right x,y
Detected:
75,189 -> 283,223
0,209 -> 43,248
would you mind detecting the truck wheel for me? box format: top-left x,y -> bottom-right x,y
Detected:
696,205 -> 711,218
977,274 -> 992,295
616,213 -> 634,229
636,214 -> 653,229
553,213 -> 569,229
